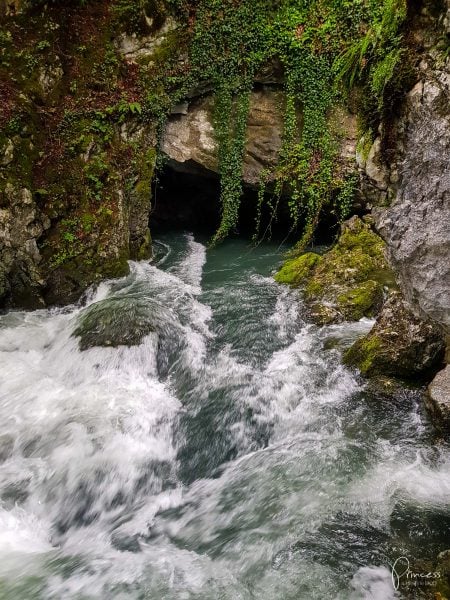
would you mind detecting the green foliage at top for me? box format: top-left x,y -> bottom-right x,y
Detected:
172,0 -> 409,246
8,0 -> 410,253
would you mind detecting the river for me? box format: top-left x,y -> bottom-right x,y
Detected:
0,233 -> 449,599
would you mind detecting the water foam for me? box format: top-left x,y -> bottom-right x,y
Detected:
0,233 -> 448,599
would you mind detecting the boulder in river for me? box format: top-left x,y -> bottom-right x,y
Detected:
426,365 -> 450,433
274,216 -> 394,324
344,292 -> 445,379
73,296 -> 155,351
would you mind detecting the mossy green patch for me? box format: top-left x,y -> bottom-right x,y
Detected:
136,228 -> 152,261
274,252 -> 322,287
343,333 -> 383,375
275,216 -> 394,324
135,148 -> 156,206
337,280 -> 384,321
304,217 -> 390,302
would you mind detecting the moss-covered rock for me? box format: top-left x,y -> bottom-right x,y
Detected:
274,252 -> 322,286
275,216 -> 395,324
0,0 -> 165,308
73,296 -> 155,351
337,280 -> 384,321
304,216 -> 392,298
129,147 -> 156,261
309,302 -> 342,326
343,292 -> 445,379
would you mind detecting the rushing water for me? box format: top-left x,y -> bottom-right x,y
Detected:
0,233 -> 449,600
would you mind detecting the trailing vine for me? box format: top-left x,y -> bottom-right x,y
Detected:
136,0 -> 410,247
210,82 -> 252,244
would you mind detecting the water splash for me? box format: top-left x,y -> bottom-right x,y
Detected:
0,233 -> 448,599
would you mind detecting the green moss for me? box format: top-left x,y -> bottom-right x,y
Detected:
337,280 -> 384,321
137,227 -> 152,260
304,218 -> 389,299
135,148 -> 156,205
343,334 -> 383,375
274,252 -> 322,287
275,217 -> 394,324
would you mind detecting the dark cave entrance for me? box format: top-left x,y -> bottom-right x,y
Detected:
150,160 -> 341,245
150,161 -> 222,235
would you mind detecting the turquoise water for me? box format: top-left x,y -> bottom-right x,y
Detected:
0,233 -> 448,599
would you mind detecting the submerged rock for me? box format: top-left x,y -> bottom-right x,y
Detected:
344,293 -> 445,379
274,216 -> 394,324
426,365 -> 450,432
73,296 -> 155,351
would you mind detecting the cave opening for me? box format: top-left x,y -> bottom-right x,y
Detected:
150,160 -> 341,246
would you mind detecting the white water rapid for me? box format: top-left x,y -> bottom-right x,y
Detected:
0,233 -> 449,599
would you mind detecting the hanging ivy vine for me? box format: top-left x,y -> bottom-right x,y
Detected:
142,0 -> 409,247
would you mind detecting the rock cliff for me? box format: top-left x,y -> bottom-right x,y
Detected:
360,0 -> 450,338
0,1 -> 448,412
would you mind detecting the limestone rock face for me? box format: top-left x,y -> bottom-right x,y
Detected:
373,57 -> 450,334
344,292 -> 445,379
0,184 -> 49,307
162,89 -> 285,186
162,95 -> 218,174
115,17 -> 177,61
364,137 -> 389,191
426,365 -> 450,432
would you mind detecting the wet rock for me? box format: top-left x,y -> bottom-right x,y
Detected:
344,292 -> 445,379
162,89 -> 285,186
309,302 -> 342,326
275,216 -> 394,324
73,296 -> 155,350
372,54 -> 450,334
365,137 -> 389,191
426,365 -> 450,432
115,17 -> 177,61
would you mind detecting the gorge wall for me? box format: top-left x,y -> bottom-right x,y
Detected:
359,0 -> 450,339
